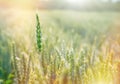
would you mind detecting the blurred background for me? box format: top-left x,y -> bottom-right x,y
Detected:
0,0 -> 120,10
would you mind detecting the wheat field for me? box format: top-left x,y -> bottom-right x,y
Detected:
0,9 -> 120,84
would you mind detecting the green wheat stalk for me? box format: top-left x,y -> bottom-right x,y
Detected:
36,14 -> 42,52
36,14 -> 46,74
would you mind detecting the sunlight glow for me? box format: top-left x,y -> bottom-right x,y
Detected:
67,0 -> 88,5
92,81 -> 113,84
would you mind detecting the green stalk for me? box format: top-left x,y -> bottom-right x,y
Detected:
36,14 -> 42,52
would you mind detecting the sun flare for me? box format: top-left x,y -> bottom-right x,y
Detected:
67,0 -> 88,5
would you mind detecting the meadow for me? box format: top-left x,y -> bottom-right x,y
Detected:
0,10 -> 120,84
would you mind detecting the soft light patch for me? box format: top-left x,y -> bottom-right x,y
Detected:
66,0 -> 88,5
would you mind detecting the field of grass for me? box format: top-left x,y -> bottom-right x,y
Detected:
0,10 -> 120,84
